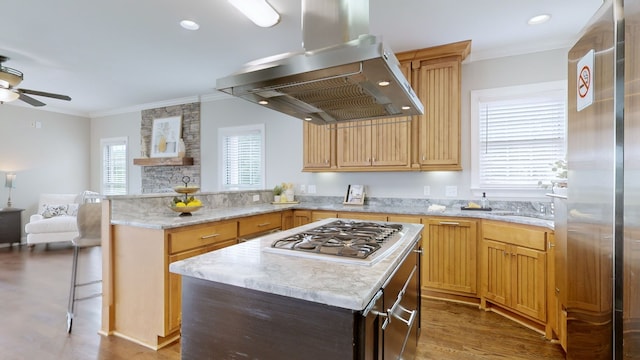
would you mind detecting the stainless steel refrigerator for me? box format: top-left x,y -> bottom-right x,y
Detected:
563,0 -> 640,358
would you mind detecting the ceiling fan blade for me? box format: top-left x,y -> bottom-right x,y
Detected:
18,88 -> 71,101
18,92 -> 46,107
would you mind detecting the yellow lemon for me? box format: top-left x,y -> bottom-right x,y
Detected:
187,200 -> 202,207
175,202 -> 186,207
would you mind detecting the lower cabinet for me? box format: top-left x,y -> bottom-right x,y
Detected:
293,210 -> 311,227
481,221 -> 547,323
311,211 -> 338,222
338,212 -> 387,221
238,212 -> 282,239
422,218 -> 477,296
107,218 -> 238,349
167,220 -> 238,333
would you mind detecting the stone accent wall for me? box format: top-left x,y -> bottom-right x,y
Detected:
140,103 -> 201,193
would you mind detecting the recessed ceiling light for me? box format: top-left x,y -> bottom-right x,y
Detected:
180,19 -> 200,31
528,14 -> 551,25
258,100 -> 269,105
378,80 -> 390,87
304,117 -> 313,121
401,106 -> 411,111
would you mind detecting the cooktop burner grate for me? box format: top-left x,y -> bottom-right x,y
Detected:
271,220 -> 402,259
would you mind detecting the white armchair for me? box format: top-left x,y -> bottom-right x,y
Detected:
24,191 -> 100,248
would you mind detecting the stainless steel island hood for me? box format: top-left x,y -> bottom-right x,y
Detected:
216,0 -> 424,125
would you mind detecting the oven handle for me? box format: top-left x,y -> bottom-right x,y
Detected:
394,304 -> 418,356
381,265 -> 417,330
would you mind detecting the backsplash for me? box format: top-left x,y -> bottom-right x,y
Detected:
107,191 -> 554,220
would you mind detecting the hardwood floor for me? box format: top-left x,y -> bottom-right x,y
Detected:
0,244 -> 565,360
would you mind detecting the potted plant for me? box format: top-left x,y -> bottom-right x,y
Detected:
272,185 -> 283,202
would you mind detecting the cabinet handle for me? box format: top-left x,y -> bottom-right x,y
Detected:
258,222 -> 271,227
555,287 -> 560,294
548,242 -> 555,249
201,233 -> 220,239
438,221 -> 460,226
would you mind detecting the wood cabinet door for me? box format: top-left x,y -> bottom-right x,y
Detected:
303,122 -> 333,170
482,239 -> 509,307
168,246 -> 211,333
336,120 -> 372,168
511,245 -> 546,321
293,210 -> 311,227
415,57 -> 461,170
370,118 -> 411,168
423,218 -> 477,295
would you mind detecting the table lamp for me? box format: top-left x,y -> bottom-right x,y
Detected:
5,173 -> 15,208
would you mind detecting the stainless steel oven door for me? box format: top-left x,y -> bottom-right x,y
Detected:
382,244 -> 420,359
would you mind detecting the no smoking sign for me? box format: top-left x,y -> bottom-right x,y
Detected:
577,49 -> 594,111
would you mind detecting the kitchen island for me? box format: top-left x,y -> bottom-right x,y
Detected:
169,218 -> 424,359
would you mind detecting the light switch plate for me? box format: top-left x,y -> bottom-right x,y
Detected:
253,194 -> 260,202
445,186 -> 458,197
308,185 -> 316,194
423,186 -> 430,196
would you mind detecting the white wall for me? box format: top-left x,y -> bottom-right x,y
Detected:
90,111 -> 142,194
87,48 -> 570,200
0,105 -> 91,228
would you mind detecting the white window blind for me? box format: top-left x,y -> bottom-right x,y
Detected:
219,125 -> 264,190
471,82 -> 566,192
101,137 -> 128,195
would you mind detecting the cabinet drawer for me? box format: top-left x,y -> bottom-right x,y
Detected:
338,212 -> 387,221
483,221 -> 546,251
169,221 -> 238,254
238,213 -> 282,237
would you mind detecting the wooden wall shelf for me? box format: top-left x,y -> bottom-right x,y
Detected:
133,157 -> 194,166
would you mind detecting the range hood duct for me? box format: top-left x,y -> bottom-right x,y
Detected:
216,0 -> 424,125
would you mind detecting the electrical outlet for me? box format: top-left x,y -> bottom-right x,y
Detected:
308,185 -> 316,194
423,186 -> 430,196
300,184 -> 306,193
252,194 -> 260,202
445,186 -> 458,197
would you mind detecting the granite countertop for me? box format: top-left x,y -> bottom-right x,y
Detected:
110,201 -> 554,230
169,218 -> 424,311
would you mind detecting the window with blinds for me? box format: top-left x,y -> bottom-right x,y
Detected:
219,125 -> 265,190
101,137 -> 128,195
471,82 -> 566,192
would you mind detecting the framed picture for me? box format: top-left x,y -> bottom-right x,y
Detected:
344,184 -> 365,205
150,116 -> 182,158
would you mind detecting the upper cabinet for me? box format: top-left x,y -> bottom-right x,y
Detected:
303,122 -> 334,171
397,40 -> 471,171
302,40 -> 471,172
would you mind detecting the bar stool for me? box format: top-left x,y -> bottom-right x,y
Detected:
66,202 -> 102,333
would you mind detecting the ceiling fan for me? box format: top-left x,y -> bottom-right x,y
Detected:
0,55 -> 71,107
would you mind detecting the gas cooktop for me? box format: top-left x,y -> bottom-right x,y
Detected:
264,220 -> 406,265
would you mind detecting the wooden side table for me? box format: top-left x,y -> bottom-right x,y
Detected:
0,208 -> 24,247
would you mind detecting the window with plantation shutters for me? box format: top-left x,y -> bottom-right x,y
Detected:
101,137 -> 128,195
471,81 -> 566,194
219,124 -> 265,190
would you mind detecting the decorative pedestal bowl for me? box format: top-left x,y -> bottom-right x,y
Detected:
173,186 -> 200,194
168,205 -> 203,217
